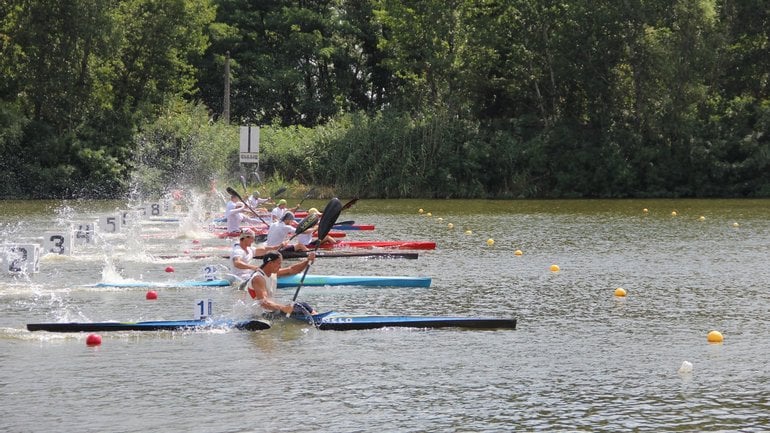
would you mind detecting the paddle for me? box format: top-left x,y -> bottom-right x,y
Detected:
295,187 -> 317,210
225,186 -> 270,226
289,198 -> 342,313
272,186 -> 287,197
237,213 -> 320,291
341,197 -> 359,211
333,220 -> 355,227
239,175 -> 248,195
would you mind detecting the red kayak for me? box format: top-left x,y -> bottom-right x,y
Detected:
215,229 -> 348,239
318,240 -> 436,250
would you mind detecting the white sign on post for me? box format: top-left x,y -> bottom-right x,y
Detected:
43,232 -> 73,255
239,125 -> 259,163
98,215 -> 121,234
73,223 -> 95,245
194,299 -> 213,320
1,244 -> 41,274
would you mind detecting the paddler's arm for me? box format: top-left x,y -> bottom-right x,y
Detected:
233,256 -> 259,273
276,252 -> 315,276
248,278 -> 294,314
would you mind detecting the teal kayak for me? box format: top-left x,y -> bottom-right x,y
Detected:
91,279 -> 232,288
276,274 -> 431,288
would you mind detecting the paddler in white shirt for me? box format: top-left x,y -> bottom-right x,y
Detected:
247,191 -> 271,212
225,194 -> 263,235
229,229 -> 285,282
296,208 -> 339,248
246,251 -> 317,315
266,212 -> 310,252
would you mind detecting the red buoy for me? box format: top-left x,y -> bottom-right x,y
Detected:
192,239 -> 201,244
164,266 -> 174,273
146,290 -> 158,300
86,334 -> 102,346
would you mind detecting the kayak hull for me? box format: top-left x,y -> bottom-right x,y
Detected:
319,241 -> 436,250
286,312 -> 516,331
276,274 -> 431,288
91,279 -> 232,288
27,318 -> 270,332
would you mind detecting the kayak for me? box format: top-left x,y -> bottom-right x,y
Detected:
318,240 -> 436,250
323,224 -> 374,231
276,274 -> 431,288
156,251 -> 420,260
26,318 -> 271,332
91,279 -> 232,288
278,251 -> 419,260
215,230 -> 347,239
281,311 -> 517,331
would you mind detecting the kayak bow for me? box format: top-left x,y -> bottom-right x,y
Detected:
27,318 -> 271,332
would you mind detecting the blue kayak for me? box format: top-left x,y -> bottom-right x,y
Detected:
27,318 -> 270,332
276,274 -> 431,288
281,311 -> 516,330
91,279 -> 232,288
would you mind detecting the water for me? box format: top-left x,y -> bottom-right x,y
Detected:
1,198 -> 769,432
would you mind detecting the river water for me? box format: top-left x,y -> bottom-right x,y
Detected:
1,197 -> 768,432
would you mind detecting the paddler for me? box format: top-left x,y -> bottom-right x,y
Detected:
266,212 -> 310,252
246,251 -> 317,316
229,229 -> 285,282
225,193 -> 263,236
297,208 -> 338,248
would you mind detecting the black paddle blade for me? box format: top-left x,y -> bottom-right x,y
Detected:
225,186 -> 243,201
317,198 -> 342,241
272,186 -> 287,197
341,198 -> 359,211
295,213 -> 320,235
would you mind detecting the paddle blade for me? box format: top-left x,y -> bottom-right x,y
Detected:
272,186 -> 287,197
295,213 -> 320,236
341,198 -> 359,211
225,186 -> 243,202
239,175 -> 247,192
317,198 -> 343,241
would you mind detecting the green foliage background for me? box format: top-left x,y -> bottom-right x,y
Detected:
1,0 -> 769,199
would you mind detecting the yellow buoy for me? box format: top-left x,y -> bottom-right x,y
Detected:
550,264 -> 560,272
733,222 -> 740,227
707,330 -> 724,343
418,209 -> 424,214
698,216 -> 706,221
643,208 -> 649,213
514,250 -> 523,256
486,238 -> 494,246
465,230 -> 472,235
671,211 -> 678,216
447,223 -> 454,229
614,287 -> 627,297
437,217 -> 443,222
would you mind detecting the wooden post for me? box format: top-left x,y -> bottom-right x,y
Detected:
223,51 -> 231,123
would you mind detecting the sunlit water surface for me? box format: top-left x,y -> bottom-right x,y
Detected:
1,198 -> 769,432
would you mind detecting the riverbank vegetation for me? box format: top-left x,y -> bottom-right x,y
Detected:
1,1 -> 769,199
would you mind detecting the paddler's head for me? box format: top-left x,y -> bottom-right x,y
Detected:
281,212 -> 294,223
278,199 -> 287,207
239,228 -> 255,244
261,251 -> 283,270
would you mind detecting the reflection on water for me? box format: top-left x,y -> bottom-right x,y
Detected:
1,198 -> 769,432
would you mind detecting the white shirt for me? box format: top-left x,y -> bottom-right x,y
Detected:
266,221 -> 295,246
225,201 -> 245,232
271,206 -> 287,222
230,243 -> 256,280
248,195 -> 269,209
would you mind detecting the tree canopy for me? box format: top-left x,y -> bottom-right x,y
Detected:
1,0 -> 769,198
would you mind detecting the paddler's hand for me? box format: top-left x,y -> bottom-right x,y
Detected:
307,252 -> 316,264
